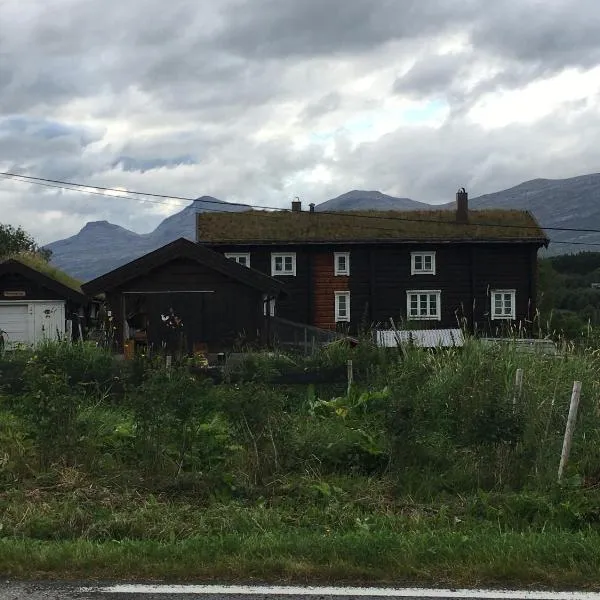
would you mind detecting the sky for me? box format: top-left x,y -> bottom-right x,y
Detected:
1,0 -> 600,244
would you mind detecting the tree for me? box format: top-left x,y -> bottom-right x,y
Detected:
0,223 -> 52,261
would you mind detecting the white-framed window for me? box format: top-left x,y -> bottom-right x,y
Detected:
406,290 -> 441,320
411,251 -> 436,275
335,291 -> 350,322
334,252 -> 350,276
225,253 -> 251,268
262,294 -> 276,317
491,289 -> 516,320
271,253 -> 296,276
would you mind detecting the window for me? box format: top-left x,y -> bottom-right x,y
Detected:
262,294 -> 276,317
271,253 -> 296,276
335,291 -> 350,322
334,252 -> 350,276
411,251 -> 436,275
491,289 -> 516,319
406,290 -> 441,320
225,253 -> 250,268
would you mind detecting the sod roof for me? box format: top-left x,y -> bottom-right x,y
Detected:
197,209 -> 548,244
0,252 -> 84,294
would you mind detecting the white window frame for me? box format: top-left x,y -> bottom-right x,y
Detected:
411,251 -> 436,275
271,253 -> 296,276
491,289 -> 516,320
225,253 -> 251,268
335,291 -> 350,322
262,294 -> 276,317
406,290 -> 441,321
334,252 -> 350,276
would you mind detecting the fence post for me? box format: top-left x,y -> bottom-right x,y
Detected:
513,368 -> 524,411
166,355 -> 172,373
557,381 -> 582,482
347,359 -> 354,396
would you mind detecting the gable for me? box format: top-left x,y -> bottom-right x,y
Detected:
82,238 -> 286,297
119,257 -> 259,293
0,257 -> 86,304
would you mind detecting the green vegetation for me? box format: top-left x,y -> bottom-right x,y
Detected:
1,251 -> 83,292
539,251 -> 600,340
197,209 -> 547,242
1,339 -> 600,587
0,223 -> 52,261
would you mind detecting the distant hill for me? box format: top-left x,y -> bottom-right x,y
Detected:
449,174 -> 600,254
45,174 -> 600,280
45,197 -> 246,281
315,190 -> 429,212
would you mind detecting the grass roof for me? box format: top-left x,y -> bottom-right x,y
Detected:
0,252 -> 83,293
197,209 -> 548,244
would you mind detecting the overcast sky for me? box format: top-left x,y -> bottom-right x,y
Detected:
1,0 -> 600,244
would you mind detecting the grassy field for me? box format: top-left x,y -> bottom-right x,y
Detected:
1,338 -> 600,587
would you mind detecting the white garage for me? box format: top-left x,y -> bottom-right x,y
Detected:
0,256 -> 87,349
0,301 -> 67,348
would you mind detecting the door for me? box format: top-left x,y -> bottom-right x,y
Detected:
33,302 -> 66,343
0,304 -> 31,347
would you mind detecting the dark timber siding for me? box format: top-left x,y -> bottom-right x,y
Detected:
0,272 -> 68,301
471,244 -> 537,334
206,242 -> 541,334
107,257 -> 265,352
209,245 -> 312,325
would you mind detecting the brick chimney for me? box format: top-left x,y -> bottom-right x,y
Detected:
291,197 -> 302,212
456,188 -> 468,224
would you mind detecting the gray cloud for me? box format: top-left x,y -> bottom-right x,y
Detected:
472,1 -> 600,70
1,0 -> 600,247
216,0 -> 480,58
393,53 -> 469,98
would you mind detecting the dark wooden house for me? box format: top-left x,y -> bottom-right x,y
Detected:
196,190 -> 549,335
0,254 -> 88,348
81,238 -> 285,354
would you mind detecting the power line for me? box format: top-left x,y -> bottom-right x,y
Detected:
0,171 -> 258,210
3,171 -> 600,241
0,173 -> 241,214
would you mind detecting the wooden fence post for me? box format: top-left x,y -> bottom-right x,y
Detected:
558,381 -> 582,483
513,368 -> 524,411
166,355 -> 172,373
347,359 -> 354,396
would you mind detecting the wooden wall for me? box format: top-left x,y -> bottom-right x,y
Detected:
106,257 -> 266,352
206,242 -> 542,335
0,271 -> 68,301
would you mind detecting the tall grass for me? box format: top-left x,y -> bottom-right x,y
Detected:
2,339 -> 600,584
1,338 -> 599,492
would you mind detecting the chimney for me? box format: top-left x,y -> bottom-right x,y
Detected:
309,203 -> 315,213
291,197 -> 302,212
456,187 -> 468,224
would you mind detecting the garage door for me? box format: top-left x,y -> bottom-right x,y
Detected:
0,304 -> 30,347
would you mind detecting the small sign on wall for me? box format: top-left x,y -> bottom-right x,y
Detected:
2,291 -> 26,298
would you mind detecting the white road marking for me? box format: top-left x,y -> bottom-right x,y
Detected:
79,584 -> 600,599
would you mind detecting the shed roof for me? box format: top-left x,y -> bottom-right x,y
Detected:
0,253 -> 87,303
82,238 -> 287,297
196,209 -> 548,245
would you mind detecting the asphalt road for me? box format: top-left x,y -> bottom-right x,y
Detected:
1,583 -> 599,600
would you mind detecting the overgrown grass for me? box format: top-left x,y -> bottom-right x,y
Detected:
2,338 -> 600,585
3,530 -> 600,588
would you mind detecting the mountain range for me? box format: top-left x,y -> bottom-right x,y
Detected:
46,173 -> 600,281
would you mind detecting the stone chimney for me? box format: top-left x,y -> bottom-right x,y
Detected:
291,197 -> 302,212
456,188 -> 468,224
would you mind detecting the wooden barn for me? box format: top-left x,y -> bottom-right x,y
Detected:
0,254 -> 88,348
81,238 -> 286,354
